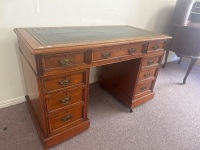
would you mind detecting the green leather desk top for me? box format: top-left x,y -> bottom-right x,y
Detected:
26,26 -> 159,45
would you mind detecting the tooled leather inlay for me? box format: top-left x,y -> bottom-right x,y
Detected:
26,26 -> 158,45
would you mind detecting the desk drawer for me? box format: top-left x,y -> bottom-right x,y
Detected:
135,79 -> 154,95
43,71 -> 86,93
46,88 -> 84,113
48,106 -> 83,131
42,52 -> 87,70
138,68 -> 157,81
142,54 -> 163,68
147,41 -> 165,53
92,44 -> 143,62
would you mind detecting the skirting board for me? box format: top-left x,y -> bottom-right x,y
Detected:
0,96 -> 26,109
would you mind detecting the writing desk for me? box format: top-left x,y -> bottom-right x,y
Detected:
14,26 -> 171,149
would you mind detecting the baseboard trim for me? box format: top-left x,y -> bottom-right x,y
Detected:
0,96 -> 26,109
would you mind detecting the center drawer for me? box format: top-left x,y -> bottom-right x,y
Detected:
42,70 -> 87,93
92,43 -> 144,62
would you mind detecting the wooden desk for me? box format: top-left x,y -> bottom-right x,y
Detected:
14,26 -> 171,149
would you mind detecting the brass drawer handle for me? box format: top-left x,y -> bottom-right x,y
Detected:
147,60 -> 154,65
59,79 -> 71,86
60,96 -> 72,104
153,45 -> 159,50
144,73 -> 150,77
128,49 -> 136,55
62,114 -> 73,122
59,57 -> 72,66
141,86 -> 147,91
102,52 -> 111,59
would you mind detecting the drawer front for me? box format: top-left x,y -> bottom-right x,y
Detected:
93,44 -> 143,62
42,52 -> 86,70
48,106 -> 83,131
142,54 -> 162,68
46,88 -> 84,113
147,41 -> 165,53
135,79 -> 154,95
43,71 -> 86,93
138,68 -> 157,81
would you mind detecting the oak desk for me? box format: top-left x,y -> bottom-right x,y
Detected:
14,26 -> 171,149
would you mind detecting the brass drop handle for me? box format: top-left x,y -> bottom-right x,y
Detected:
62,114 -> 73,122
59,79 -> 71,86
144,73 -> 150,77
147,60 -> 154,65
102,52 -> 111,59
141,86 -> 147,91
60,96 -> 72,104
153,45 -> 159,50
128,49 -> 136,55
59,57 -> 72,66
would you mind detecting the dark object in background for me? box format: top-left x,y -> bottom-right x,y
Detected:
163,0 -> 200,84
172,0 -> 195,25
190,1 -> 200,23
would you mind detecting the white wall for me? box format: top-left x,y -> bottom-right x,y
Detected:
0,0 -> 177,106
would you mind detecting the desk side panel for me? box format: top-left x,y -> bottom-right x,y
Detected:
20,52 -> 47,138
18,37 -> 38,75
